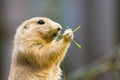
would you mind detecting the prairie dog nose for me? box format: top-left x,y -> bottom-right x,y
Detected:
57,27 -> 61,31
52,21 -> 62,31
56,24 -> 62,31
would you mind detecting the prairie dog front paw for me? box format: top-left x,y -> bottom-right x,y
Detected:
63,29 -> 74,41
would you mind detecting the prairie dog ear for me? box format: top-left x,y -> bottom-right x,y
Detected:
24,26 -> 29,30
23,22 -> 31,31
23,26 -> 32,33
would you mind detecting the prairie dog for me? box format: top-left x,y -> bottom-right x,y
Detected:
8,17 -> 73,80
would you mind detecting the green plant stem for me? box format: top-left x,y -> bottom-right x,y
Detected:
72,40 -> 81,49
73,26 -> 81,33
57,25 -> 81,49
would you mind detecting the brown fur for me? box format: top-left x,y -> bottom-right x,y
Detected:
8,17 -> 73,80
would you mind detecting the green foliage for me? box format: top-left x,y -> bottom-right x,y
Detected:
57,26 -> 81,49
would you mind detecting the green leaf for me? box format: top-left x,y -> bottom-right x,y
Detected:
72,40 -> 81,49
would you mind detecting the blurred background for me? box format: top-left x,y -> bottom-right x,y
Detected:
0,0 -> 120,80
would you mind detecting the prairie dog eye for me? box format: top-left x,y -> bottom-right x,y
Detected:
37,20 -> 45,25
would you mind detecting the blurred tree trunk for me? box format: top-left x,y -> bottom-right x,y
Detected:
116,0 -> 120,43
83,0 -> 116,80
0,0 -> 5,79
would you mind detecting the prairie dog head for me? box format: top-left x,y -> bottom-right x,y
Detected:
15,17 -> 62,45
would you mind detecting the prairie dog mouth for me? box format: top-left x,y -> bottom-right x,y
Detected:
53,33 -> 57,37
52,30 -> 61,37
